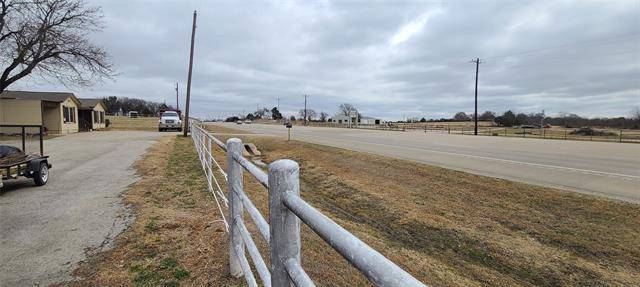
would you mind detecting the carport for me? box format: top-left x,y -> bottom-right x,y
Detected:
77,98 -> 107,132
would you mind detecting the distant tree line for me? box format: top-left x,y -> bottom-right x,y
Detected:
224,103 -> 360,123
428,109 -> 640,129
225,107 -> 284,122
103,96 -> 175,116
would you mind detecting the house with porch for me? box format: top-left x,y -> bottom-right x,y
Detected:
0,91 -> 81,134
78,98 -> 107,131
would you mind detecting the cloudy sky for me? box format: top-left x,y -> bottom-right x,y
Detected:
13,0 -> 640,120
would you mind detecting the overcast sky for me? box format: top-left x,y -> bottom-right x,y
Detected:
13,0 -> 640,120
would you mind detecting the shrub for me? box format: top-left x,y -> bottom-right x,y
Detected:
570,127 -> 616,136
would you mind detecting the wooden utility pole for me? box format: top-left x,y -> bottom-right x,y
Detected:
471,58 -> 482,136
183,10 -> 197,137
304,94 -> 308,126
175,82 -> 179,109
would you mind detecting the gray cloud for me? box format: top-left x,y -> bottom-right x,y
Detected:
12,0 -> 640,120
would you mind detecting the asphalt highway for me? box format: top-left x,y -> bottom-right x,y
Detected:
212,123 -> 640,203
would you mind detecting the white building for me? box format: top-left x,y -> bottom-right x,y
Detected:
331,114 -> 355,124
359,116 -> 381,125
331,114 -> 381,125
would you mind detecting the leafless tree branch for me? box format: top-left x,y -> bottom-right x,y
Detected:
0,0 -> 113,92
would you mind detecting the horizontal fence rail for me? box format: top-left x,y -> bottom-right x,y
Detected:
189,121 -> 426,287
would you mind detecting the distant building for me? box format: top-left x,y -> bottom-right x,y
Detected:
359,116 -> 381,125
331,114 -> 355,125
330,114 -> 381,125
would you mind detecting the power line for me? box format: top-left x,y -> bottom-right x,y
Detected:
482,49 -> 640,72
483,31 -> 640,60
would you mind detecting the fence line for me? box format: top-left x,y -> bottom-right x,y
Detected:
406,125 -> 640,143
189,121 -> 426,287
191,123 -> 229,231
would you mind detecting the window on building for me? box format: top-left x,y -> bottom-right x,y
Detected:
100,111 -> 105,123
63,106 -> 70,123
63,106 -> 76,123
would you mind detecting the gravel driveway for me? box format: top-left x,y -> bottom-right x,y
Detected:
0,131 -> 166,286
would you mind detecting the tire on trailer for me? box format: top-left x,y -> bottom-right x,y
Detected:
158,128 -> 164,132
33,162 -> 49,186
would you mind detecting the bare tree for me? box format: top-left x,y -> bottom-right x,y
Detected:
298,109 -> 316,121
453,111 -> 471,121
338,103 -> 358,117
319,111 -> 328,122
0,0 -> 113,92
632,107 -> 640,121
253,107 -> 270,119
631,107 -> 640,128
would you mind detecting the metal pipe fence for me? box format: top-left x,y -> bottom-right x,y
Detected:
189,122 -> 426,287
405,124 -> 640,143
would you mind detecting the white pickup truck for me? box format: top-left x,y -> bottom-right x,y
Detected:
158,111 -> 182,132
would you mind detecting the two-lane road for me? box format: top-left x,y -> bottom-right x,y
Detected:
212,123 -> 640,203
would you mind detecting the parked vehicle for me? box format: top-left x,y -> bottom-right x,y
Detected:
236,120 -> 243,125
0,125 -> 51,191
244,120 -> 252,124
158,111 -> 182,132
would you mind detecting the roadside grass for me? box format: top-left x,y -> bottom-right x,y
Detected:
63,135 -> 243,286
66,124 -> 640,286
413,124 -> 640,143
204,123 -> 253,135
205,124 -> 640,286
105,116 -> 160,131
474,126 -> 640,142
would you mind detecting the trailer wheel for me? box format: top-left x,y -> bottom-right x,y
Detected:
33,162 -> 49,186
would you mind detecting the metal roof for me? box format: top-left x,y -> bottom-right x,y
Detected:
77,98 -> 106,110
0,90 -> 80,105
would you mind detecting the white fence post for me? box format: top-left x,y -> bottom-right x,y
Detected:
227,138 -> 245,277
268,160 -> 301,287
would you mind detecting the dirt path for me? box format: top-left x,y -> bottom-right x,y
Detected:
0,131 -> 166,286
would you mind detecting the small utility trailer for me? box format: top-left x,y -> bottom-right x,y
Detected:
0,125 -> 51,191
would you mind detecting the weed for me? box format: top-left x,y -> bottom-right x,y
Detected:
130,264 -> 162,287
172,267 -> 190,280
160,257 -> 178,269
144,218 -> 157,232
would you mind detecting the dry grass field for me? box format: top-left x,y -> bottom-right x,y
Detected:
105,115 -> 160,131
410,124 -> 640,143
65,125 -> 640,286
